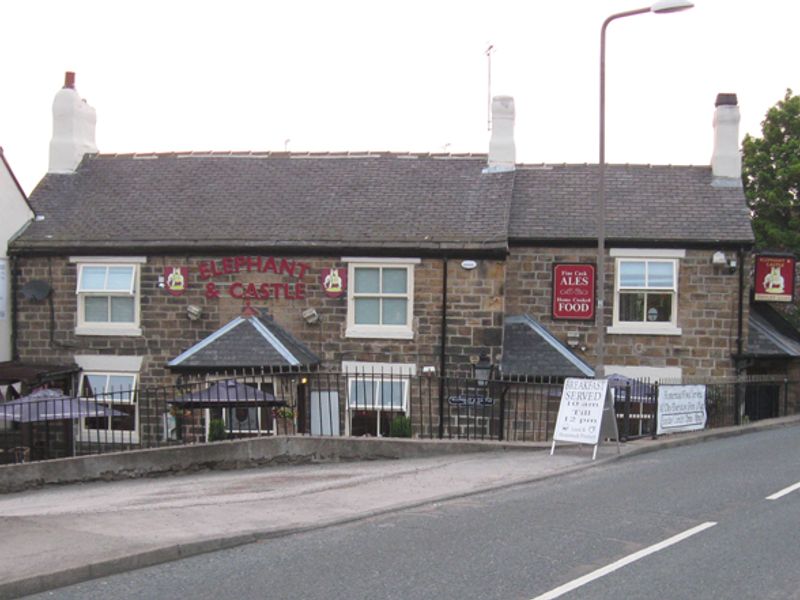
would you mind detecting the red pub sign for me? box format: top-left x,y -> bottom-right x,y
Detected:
552,263 -> 595,320
754,255 -> 796,302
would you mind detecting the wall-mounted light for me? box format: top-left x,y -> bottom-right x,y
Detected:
473,353 -> 494,388
567,331 -> 580,348
302,308 -> 320,324
186,305 -> 202,320
158,275 -> 166,289
712,251 -> 737,273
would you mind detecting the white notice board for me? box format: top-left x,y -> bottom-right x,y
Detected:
553,378 -> 610,445
657,385 -> 706,435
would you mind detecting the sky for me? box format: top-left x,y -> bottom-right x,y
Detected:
1,0 -> 799,195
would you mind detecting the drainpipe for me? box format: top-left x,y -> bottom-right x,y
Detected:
736,247 -> 745,367
10,255 -> 19,360
438,257 -> 448,439
734,247 -> 745,425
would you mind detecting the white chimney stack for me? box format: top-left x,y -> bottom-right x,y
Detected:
486,95 -> 516,173
711,92 -> 741,185
48,72 -> 98,173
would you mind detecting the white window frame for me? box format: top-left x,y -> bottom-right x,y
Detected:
608,249 -> 683,336
344,258 -> 419,340
79,371 -> 139,443
75,355 -> 142,443
71,257 -> 146,336
342,361 -> 415,437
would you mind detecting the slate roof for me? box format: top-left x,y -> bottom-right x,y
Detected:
168,314 -> 320,370
501,315 -> 595,378
12,154 -> 754,254
509,164 -> 754,245
15,152 -> 513,254
747,304 -> 800,358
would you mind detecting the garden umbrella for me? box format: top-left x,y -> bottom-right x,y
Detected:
0,388 -> 124,423
170,379 -> 278,409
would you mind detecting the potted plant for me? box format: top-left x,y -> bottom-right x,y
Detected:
208,418 -> 226,442
272,406 -> 295,435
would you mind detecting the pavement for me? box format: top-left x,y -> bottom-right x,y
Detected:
1,416 -> 799,599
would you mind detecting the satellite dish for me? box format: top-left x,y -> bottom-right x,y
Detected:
20,280 -> 52,301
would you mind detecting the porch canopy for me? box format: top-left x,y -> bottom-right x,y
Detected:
0,388 -> 123,423
167,312 -> 320,373
501,315 -> 595,379
170,379 -> 279,409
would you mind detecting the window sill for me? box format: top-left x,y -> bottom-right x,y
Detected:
345,326 -> 414,340
607,324 -> 682,336
75,326 -> 143,337
79,431 -> 140,444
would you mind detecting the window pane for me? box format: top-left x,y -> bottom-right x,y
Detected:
380,381 -> 404,410
111,405 -> 136,431
619,262 -> 645,288
646,293 -> 673,322
619,292 -> 645,322
355,298 -> 380,324
349,380 -> 377,408
84,297 -> 109,322
648,262 -> 674,288
382,299 -> 408,325
354,268 -> 380,293
226,407 -> 258,431
107,266 -> 134,291
108,375 -> 135,400
110,297 -> 135,323
84,415 -> 109,430
382,268 -> 407,294
80,266 -> 107,291
84,374 -> 108,396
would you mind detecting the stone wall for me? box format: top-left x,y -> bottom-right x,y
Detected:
505,247 -> 749,379
13,254 -> 505,385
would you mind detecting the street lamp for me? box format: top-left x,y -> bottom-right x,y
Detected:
595,0 -> 693,379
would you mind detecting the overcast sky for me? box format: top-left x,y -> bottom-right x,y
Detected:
2,0 -> 798,195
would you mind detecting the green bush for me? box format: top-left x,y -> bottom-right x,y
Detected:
389,415 -> 412,438
208,418 -> 227,442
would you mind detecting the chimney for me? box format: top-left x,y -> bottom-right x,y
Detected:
485,95 -> 516,173
711,92 -> 741,185
48,72 -> 98,173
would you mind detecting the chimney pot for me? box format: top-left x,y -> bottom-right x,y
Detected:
485,95 -> 516,173
49,72 -> 98,173
711,92 -> 742,185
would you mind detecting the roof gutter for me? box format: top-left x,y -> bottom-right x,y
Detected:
10,241 -> 510,261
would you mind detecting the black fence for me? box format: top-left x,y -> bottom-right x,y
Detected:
2,372 -> 799,463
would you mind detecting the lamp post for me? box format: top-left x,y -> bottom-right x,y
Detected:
595,0 -> 693,379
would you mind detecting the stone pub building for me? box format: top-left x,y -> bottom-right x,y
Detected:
9,74 -> 792,445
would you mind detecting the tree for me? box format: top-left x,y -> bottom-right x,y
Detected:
742,89 -> 800,255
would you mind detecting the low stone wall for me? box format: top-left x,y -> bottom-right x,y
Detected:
0,436 -> 543,494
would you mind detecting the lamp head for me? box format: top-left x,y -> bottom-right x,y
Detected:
651,0 -> 694,13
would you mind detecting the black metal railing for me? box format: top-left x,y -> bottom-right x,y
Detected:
2,372 -> 798,463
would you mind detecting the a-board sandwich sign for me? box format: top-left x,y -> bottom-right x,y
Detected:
656,385 -> 707,435
553,378 -> 609,445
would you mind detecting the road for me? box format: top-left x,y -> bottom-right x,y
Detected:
23,426 -> 800,599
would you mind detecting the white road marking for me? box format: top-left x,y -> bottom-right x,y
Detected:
531,522 -> 718,600
766,481 -> 800,500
